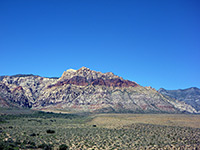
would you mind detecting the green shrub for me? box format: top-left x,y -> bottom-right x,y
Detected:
59,144 -> 69,150
38,143 -> 53,150
30,133 -> 36,136
46,129 -> 55,134
0,140 -> 19,150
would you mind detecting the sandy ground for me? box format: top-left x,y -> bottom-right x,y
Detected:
88,114 -> 200,128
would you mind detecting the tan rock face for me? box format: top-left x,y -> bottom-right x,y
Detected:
0,67 -> 197,113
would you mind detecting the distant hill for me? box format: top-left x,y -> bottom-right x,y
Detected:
0,74 -> 59,80
0,67 -> 197,113
158,87 -> 200,112
0,76 -> 5,81
0,74 -> 37,81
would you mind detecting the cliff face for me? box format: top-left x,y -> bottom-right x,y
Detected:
0,82 -> 30,108
0,67 -> 197,113
158,87 -> 200,112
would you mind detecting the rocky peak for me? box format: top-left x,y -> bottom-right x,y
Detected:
66,69 -> 77,73
49,67 -> 138,88
60,67 -> 121,81
76,67 -> 94,78
59,69 -> 77,81
78,66 -> 90,71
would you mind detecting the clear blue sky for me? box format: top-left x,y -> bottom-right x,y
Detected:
0,0 -> 199,90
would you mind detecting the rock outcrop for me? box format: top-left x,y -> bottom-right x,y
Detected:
0,82 -> 30,108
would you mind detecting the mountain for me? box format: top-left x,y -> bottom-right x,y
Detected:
0,67 -> 197,113
158,87 -> 200,112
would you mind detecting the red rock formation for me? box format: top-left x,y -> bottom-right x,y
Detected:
12,86 -> 23,93
156,104 -> 174,111
48,76 -> 138,88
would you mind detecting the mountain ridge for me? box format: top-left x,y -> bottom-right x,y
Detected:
0,67 -> 198,114
158,87 -> 200,112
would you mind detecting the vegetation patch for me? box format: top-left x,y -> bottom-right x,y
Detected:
0,112 -> 200,149
46,129 -> 55,134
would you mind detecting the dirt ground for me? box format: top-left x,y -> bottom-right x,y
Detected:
88,113 -> 200,128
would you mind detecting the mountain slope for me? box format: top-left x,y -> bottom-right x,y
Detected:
158,87 -> 200,112
0,82 -> 30,108
0,67 -> 197,113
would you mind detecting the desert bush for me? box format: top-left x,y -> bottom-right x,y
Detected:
0,118 -> 7,123
25,145 -> 36,149
0,140 -> 19,150
0,141 -> 7,150
15,139 -> 21,145
30,133 -> 36,136
38,143 -> 53,150
27,141 -> 36,146
46,129 -> 55,134
59,144 -> 69,150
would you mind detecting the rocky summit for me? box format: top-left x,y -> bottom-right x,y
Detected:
0,67 -> 197,113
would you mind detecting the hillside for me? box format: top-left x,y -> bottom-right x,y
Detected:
158,87 -> 200,112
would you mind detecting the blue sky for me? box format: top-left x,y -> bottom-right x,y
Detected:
0,0 -> 200,90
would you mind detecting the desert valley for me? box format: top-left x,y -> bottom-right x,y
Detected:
0,67 -> 200,149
